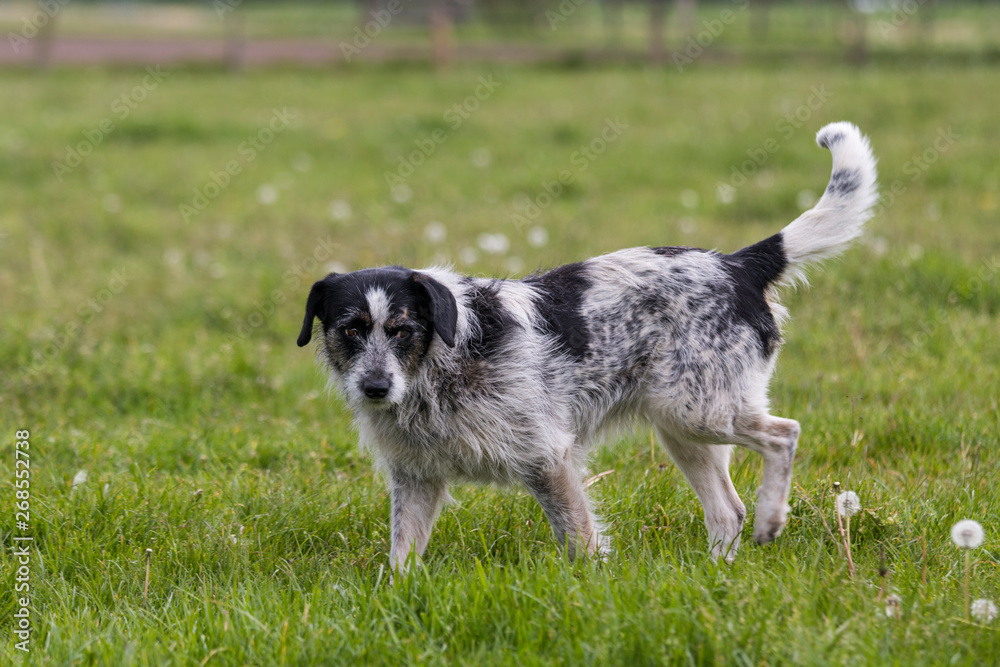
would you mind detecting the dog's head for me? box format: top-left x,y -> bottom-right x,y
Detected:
297,266 -> 457,408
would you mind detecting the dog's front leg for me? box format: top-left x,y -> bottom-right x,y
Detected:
522,461 -> 608,560
388,472 -> 447,577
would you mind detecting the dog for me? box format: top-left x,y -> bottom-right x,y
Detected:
297,122 -> 878,571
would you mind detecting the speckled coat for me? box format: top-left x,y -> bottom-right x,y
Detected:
297,122 -> 879,572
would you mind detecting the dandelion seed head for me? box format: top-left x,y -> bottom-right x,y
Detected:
796,189 -> 817,209
328,199 -> 352,221
836,491 -> 861,518
390,184 -> 412,204
884,594 -> 902,618
527,226 -> 548,248
424,221 -> 447,244
716,183 -> 735,204
680,189 -> 699,209
471,148 -> 492,168
477,233 -> 509,255
459,247 -> 478,266
951,519 -> 984,549
971,598 -> 998,624
256,184 -> 278,205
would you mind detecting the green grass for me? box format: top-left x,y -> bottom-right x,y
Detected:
1,58 -> 999,665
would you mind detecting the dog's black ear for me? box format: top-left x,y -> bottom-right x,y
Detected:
412,272 -> 457,348
297,277 -> 335,347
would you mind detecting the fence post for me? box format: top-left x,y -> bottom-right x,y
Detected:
33,2 -> 57,70
225,8 -> 247,71
648,0 -> 668,64
430,0 -> 454,69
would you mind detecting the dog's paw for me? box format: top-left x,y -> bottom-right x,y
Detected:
753,491 -> 789,545
710,535 -> 741,563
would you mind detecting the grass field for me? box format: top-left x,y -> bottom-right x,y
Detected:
1,55 -> 999,665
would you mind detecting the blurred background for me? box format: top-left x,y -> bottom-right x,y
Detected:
3,0 -> 1000,67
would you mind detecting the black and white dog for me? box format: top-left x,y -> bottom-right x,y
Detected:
297,122 -> 878,570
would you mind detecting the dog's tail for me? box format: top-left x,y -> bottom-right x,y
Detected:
731,121 -> 878,288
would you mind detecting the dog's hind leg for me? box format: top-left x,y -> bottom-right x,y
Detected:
657,430 -> 746,563
732,415 -> 800,545
521,459 -> 608,560
388,472 -> 448,576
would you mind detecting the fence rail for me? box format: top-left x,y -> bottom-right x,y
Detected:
2,1 -> 999,68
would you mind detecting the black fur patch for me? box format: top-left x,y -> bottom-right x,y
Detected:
720,234 -> 788,355
461,279 -> 518,360
650,246 -> 699,257
298,266 -> 436,350
524,262 -> 592,362
826,168 -> 861,196
818,132 -> 844,149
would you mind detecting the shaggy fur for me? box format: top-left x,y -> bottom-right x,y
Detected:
297,122 -> 878,570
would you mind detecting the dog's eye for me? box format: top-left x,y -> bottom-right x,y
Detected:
344,328 -> 359,338
394,329 -> 410,340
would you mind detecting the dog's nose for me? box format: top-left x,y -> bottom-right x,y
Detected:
362,377 -> 391,399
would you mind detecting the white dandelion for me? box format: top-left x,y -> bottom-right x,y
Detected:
951,520 -> 984,549
459,247 -> 478,266
390,184 -> 412,204
952,519 -> 986,622
796,189 -> 817,209
102,193 -> 122,213
256,184 -> 278,205
471,148 -> 492,168
424,221 -> 447,244
716,183 -> 735,204
505,256 -> 525,274
971,598 -> 998,624
836,491 -> 861,518
834,488 -> 860,578
527,226 -> 548,248
680,189 -> 699,210
328,199 -> 352,222
291,152 -> 312,173
477,233 -> 510,255
884,594 -> 902,618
